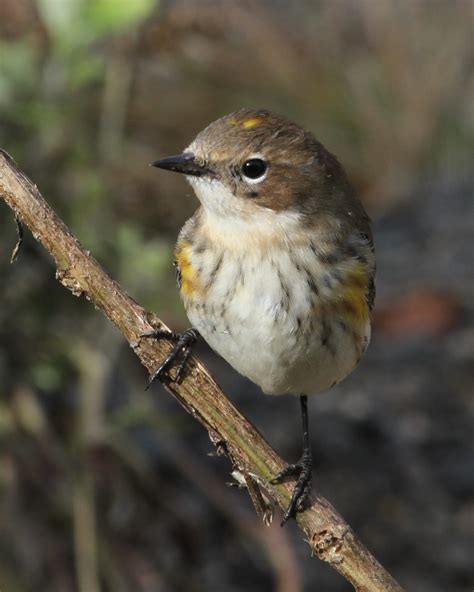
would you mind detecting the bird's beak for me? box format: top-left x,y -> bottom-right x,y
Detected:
151,152 -> 208,177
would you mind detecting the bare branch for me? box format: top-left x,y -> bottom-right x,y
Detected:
0,149 -> 404,592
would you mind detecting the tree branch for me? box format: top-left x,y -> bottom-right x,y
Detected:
0,149 -> 404,592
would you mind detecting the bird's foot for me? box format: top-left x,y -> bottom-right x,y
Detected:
270,452 -> 312,526
141,328 -> 199,388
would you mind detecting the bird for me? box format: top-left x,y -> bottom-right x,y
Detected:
144,108 -> 375,524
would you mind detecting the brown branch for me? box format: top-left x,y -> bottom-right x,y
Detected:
0,149 -> 404,592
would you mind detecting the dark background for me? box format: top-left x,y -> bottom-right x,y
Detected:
0,1 -> 472,591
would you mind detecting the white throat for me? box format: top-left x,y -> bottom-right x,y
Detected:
187,176 -> 304,249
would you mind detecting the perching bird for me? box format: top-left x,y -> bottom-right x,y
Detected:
145,109 -> 375,524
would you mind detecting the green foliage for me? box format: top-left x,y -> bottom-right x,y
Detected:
0,40 -> 37,106
84,0 -> 157,35
37,0 -> 156,48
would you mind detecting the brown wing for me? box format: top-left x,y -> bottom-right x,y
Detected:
360,229 -> 376,312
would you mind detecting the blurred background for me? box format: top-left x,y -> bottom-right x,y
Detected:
0,1 -> 473,591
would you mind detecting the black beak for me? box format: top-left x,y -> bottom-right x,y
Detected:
151,152 -> 208,177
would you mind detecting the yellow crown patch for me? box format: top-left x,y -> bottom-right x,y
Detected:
230,115 -> 265,129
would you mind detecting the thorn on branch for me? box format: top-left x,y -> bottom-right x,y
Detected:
10,215 -> 23,263
230,470 -> 275,525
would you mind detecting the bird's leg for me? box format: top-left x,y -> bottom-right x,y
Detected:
141,328 -> 199,387
271,395 -> 312,525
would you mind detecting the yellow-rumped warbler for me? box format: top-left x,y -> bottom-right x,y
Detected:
145,109 -> 375,524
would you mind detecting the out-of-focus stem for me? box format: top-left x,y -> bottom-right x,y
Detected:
72,467 -> 100,592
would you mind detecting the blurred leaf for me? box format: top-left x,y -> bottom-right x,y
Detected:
69,55 -> 103,89
36,0 -> 82,39
12,389 -> 47,436
32,362 -> 62,391
84,0 -> 156,35
37,0 -> 155,52
0,41 -> 37,106
116,223 -> 172,289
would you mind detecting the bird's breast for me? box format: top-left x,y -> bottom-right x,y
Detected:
174,234 -> 372,396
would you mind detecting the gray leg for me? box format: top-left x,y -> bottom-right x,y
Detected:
271,395 -> 312,525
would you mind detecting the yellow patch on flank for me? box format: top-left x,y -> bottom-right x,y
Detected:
334,262 -> 370,325
175,240 -> 200,298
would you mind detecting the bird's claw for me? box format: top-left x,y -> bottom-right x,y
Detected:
141,328 -> 199,387
271,453 -> 312,526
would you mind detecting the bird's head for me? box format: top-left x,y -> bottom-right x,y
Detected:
152,109 -> 362,240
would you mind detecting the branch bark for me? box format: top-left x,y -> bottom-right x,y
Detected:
0,149 -> 404,592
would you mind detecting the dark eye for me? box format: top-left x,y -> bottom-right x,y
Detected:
242,158 -> 267,180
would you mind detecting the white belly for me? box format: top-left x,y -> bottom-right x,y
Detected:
184,249 -> 370,396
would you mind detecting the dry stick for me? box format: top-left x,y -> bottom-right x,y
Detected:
0,149 -> 404,592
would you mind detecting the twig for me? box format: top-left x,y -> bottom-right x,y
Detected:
0,149 -> 404,592
10,215 -> 23,262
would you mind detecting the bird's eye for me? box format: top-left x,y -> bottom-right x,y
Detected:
242,158 -> 267,181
